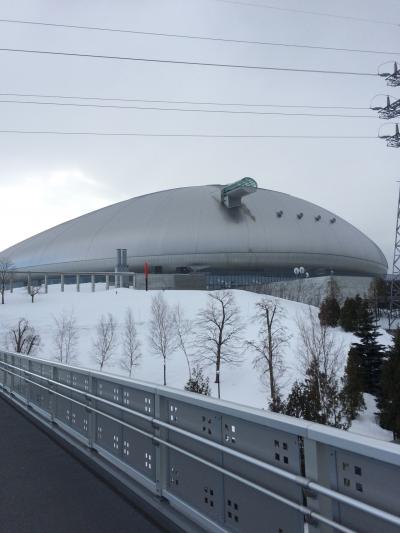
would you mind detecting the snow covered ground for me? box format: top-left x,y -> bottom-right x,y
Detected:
0,284 -> 394,442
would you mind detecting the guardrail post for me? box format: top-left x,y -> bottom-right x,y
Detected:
9,277 -> 13,293
50,365 -> 57,422
44,274 -> 48,294
304,437 -> 338,533
87,374 -> 95,449
105,274 -> 110,290
61,273 -> 64,292
76,274 -> 80,292
154,389 -> 167,498
26,359 -> 32,407
10,355 -> 15,392
2,353 -> 6,389
27,272 -> 32,294
91,274 -> 95,292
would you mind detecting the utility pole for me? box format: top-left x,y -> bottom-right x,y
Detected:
389,182 -> 400,329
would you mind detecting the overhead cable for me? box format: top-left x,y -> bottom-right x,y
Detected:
212,0 -> 399,27
0,98 -> 376,118
0,129 -> 377,139
0,18 -> 398,55
0,48 -> 376,76
0,92 -> 369,110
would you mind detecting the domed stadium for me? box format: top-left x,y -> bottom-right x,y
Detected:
0,179 -> 387,282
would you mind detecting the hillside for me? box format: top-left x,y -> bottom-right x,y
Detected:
0,284 -> 393,442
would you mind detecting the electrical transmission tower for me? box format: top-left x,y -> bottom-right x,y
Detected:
389,183 -> 400,329
372,96 -> 400,119
379,61 -> 400,87
379,123 -> 400,147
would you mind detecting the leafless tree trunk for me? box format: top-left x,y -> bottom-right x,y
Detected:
246,298 -> 289,411
195,290 -> 243,399
52,310 -> 79,364
92,313 -> 118,371
6,318 -> 41,355
27,282 -> 42,303
149,293 -> 176,386
0,258 -> 14,305
120,308 -> 141,377
297,307 -> 344,421
172,304 -> 193,379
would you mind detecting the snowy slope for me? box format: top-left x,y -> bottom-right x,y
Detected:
0,284 -> 393,442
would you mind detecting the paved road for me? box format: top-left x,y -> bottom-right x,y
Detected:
0,395 -> 164,533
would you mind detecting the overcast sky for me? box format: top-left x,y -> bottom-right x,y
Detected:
0,0 -> 399,265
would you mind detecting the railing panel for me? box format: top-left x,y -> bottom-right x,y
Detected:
122,426 -> 156,481
70,403 -> 89,437
163,397 -> 223,443
55,395 -> 73,426
95,413 -> 123,459
223,476 -> 304,533
331,447 -> 400,533
167,448 -> 225,526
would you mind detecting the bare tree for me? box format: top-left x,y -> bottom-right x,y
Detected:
6,318 -> 41,355
149,292 -> 176,386
296,307 -> 344,422
172,304 -> 193,379
120,308 -> 141,377
195,291 -> 243,399
27,282 -> 42,303
246,298 -> 289,412
52,310 -> 79,364
0,258 -> 14,305
92,313 -> 118,371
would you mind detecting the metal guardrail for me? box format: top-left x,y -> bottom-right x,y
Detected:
0,350 -> 399,533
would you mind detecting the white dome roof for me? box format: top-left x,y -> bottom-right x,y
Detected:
0,185 -> 387,276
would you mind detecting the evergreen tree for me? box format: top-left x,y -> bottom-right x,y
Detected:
284,381 -> 307,419
284,360 -> 348,429
341,347 -> 365,423
184,365 -> 211,396
319,296 -> 341,327
339,297 -> 358,332
377,330 -> 400,440
352,302 -> 385,396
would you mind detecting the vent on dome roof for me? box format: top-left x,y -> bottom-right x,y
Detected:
315,215 -> 321,222
330,217 -> 337,224
221,177 -> 257,208
276,210 -> 283,218
297,212 -> 304,220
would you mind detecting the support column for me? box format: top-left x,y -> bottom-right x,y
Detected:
76,274 -> 80,292
106,274 -> 110,290
60,273 -> 64,292
44,274 -> 48,294
91,273 -> 95,292
9,278 -> 13,293
27,272 -> 32,295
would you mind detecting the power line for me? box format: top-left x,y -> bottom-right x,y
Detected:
0,48 -> 376,76
212,0 -> 400,27
0,18 -> 398,56
0,129 -> 377,139
0,92 -> 369,110
0,98 -> 376,118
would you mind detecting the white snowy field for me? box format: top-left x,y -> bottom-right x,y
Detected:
0,284 -> 394,442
